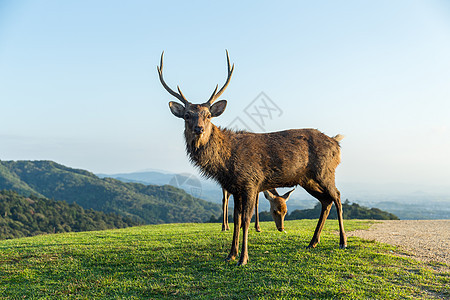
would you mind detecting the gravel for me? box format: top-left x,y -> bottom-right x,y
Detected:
347,220 -> 450,266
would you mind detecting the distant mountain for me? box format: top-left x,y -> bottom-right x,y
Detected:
0,190 -> 139,240
0,160 -> 221,224
98,171 -> 223,202
338,182 -> 450,220
98,171 -> 177,186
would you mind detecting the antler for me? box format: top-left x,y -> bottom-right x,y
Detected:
206,50 -> 234,106
157,51 -> 190,106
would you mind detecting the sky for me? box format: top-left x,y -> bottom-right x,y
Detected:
1,0 -> 450,196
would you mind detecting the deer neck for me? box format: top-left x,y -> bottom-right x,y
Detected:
184,124 -> 231,180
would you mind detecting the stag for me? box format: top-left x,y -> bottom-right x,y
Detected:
158,51 -> 347,266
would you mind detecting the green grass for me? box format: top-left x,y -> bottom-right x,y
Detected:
0,220 -> 448,299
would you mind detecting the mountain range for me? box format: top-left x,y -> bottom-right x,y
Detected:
1,160 -> 447,222
0,160 -> 221,224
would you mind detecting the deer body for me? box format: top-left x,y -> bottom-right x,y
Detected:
159,51 -> 346,266
187,126 -> 340,195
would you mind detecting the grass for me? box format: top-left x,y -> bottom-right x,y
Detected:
0,220 -> 448,299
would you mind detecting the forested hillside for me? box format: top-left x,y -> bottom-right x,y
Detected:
286,200 -> 399,220
0,160 -> 221,224
0,190 -> 139,240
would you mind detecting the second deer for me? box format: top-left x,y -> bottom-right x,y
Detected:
263,188 -> 295,232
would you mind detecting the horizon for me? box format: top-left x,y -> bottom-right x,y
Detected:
1,1 -> 449,198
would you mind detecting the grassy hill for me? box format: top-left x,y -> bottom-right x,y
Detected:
0,160 -> 221,224
0,220 -> 447,299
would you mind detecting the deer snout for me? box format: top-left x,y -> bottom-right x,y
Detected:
194,126 -> 204,134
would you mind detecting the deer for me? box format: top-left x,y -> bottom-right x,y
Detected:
263,188 -> 295,232
158,50 -> 347,266
221,188 -> 261,232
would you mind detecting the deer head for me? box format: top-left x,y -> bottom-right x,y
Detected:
263,188 -> 295,232
158,51 -> 234,147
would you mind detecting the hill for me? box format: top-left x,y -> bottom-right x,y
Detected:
0,220 -> 447,298
285,200 -> 399,220
0,190 -> 139,240
0,160 -> 221,224
98,170 -> 226,205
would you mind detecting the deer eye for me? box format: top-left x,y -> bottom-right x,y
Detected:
184,114 -> 190,120
207,114 -> 211,119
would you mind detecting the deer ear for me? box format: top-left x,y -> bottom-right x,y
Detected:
281,189 -> 295,202
169,101 -> 185,118
268,188 -> 280,197
210,100 -> 227,117
263,190 -> 276,201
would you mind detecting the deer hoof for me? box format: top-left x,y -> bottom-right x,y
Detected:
339,244 -> 347,249
255,227 -> 261,232
225,255 -> 236,262
237,258 -> 248,266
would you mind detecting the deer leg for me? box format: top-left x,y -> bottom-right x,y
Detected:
329,187 -> 347,248
226,198 -> 242,261
304,179 -> 347,249
303,181 -> 333,248
254,193 -> 261,232
222,189 -> 230,231
238,193 -> 256,266
307,200 -> 332,248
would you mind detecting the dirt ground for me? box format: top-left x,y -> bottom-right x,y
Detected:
347,220 -> 450,266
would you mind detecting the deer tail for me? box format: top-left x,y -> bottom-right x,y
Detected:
332,134 -> 345,142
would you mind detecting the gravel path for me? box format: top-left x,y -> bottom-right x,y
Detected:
348,220 -> 450,266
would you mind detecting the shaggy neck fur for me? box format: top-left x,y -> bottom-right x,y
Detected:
184,124 -> 232,182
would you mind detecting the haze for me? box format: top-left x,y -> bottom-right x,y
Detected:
1,1 -> 449,198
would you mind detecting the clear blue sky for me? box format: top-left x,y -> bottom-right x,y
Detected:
1,1 -> 449,193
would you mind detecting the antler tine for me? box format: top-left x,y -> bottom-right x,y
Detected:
157,51 -> 189,105
207,84 -> 218,104
206,50 -> 234,105
177,86 -> 187,102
